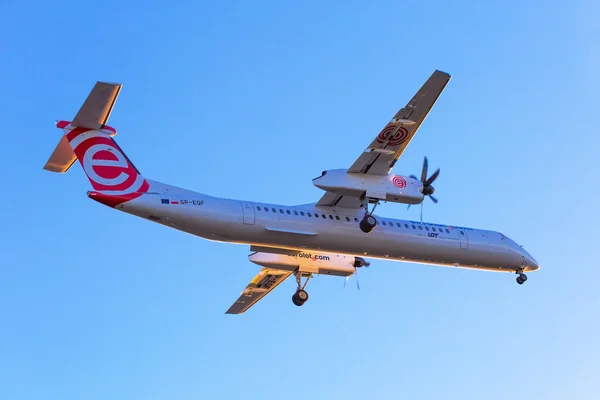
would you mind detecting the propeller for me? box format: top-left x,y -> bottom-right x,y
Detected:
409,156 -> 440,204
408,156 -> 441,223
344,257 -> 370,290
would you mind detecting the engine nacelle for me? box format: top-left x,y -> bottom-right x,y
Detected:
249,251 -> 368,277
312,169 -> 424,205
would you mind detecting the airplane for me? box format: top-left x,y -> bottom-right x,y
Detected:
43,70 -> 540,314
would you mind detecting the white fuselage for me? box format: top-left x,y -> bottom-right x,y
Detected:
112,180 -> 539,274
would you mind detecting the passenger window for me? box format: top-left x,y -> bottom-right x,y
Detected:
265,208 -> 269,212
346,217 -> 350,222
315,213 -> 319,218
354,218 -> 359,222
335,216 -> 340,220
404,224 -> 409,228
397,223 -> 401,228
412,225 -> 416,229
300,212 -> 305,216
293,210 -> 298,215
279,209 -> 284,214
329,215 -> 334,220
418,225 -> 423,230
271,208 -> 276,213
446,229 -> 450,233
257,206 -> 262,211
425,227 -> 429,231
460,231 -> 464,235
286,210 -> 291,215
432,227 -> 436,232
382,221 -> 387,226
322,214 -> 327,218
307,212 -> 312,217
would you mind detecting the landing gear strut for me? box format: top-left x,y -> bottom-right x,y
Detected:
292,270 -> 312,307
359,198 -> 379,233
516,269 -> 528,285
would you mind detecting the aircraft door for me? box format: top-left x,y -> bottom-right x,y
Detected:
241,202 -> 255,225
459,230 -> 469,250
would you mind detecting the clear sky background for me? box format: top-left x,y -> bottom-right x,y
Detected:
2,1 -> 599,399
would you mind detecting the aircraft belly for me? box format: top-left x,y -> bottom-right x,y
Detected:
239,218 -> 521,271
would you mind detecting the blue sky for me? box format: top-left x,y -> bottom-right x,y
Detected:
2,0 -> 599,398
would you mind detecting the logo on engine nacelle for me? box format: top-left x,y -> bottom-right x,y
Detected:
290,253 -> 331,261
392,175 -> 407,189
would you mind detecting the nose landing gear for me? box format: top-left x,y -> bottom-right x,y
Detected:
292,270 -> 312,307
516,269 -> 528,285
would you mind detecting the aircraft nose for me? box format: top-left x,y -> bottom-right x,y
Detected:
524,254 -> 540,272
526,259 -> 540,271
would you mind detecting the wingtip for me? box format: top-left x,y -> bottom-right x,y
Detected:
435,69 -> 452,78
96,81 -> 123,88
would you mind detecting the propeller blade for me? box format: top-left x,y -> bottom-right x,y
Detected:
424,168 -> 440,187
344,276 -> 349,289
355,267 -> 360,290
407,204 -> 411,210
429,195 -> 438,204
420,202 -> 423,224
409,174 -> 418,181
420,156 -> 428,183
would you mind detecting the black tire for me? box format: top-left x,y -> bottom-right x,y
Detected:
292,293 -> 304,306
359,216 -> 377,233
516,276 -> 524,285
520,274 -> 528,282
296,289 -> 309,302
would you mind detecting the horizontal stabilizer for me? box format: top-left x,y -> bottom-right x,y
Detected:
72,81 -> 122,130
44,81 -> 122,173
43,133 -> 77,173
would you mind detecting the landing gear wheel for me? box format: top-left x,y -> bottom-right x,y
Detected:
516,276 -> 524,285
359,215 -> 377,233
292,293 -> 304,306
296,289 -> 309,302
292,290 -> 309,306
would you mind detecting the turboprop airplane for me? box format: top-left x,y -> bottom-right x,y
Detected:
44,70 -> 539,314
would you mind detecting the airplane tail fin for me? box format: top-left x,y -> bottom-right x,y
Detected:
44,82 -> 149,207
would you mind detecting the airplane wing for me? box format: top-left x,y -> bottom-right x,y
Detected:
225,268 -> 292,314
316,70 -> 450,208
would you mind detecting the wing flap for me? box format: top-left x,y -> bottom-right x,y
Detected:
315,191 -> 362,208
226,268 -> 292,314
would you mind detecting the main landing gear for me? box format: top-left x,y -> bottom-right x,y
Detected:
516,269 -> 528,285
292,270 -> 312,307
359,198 -> 379,234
